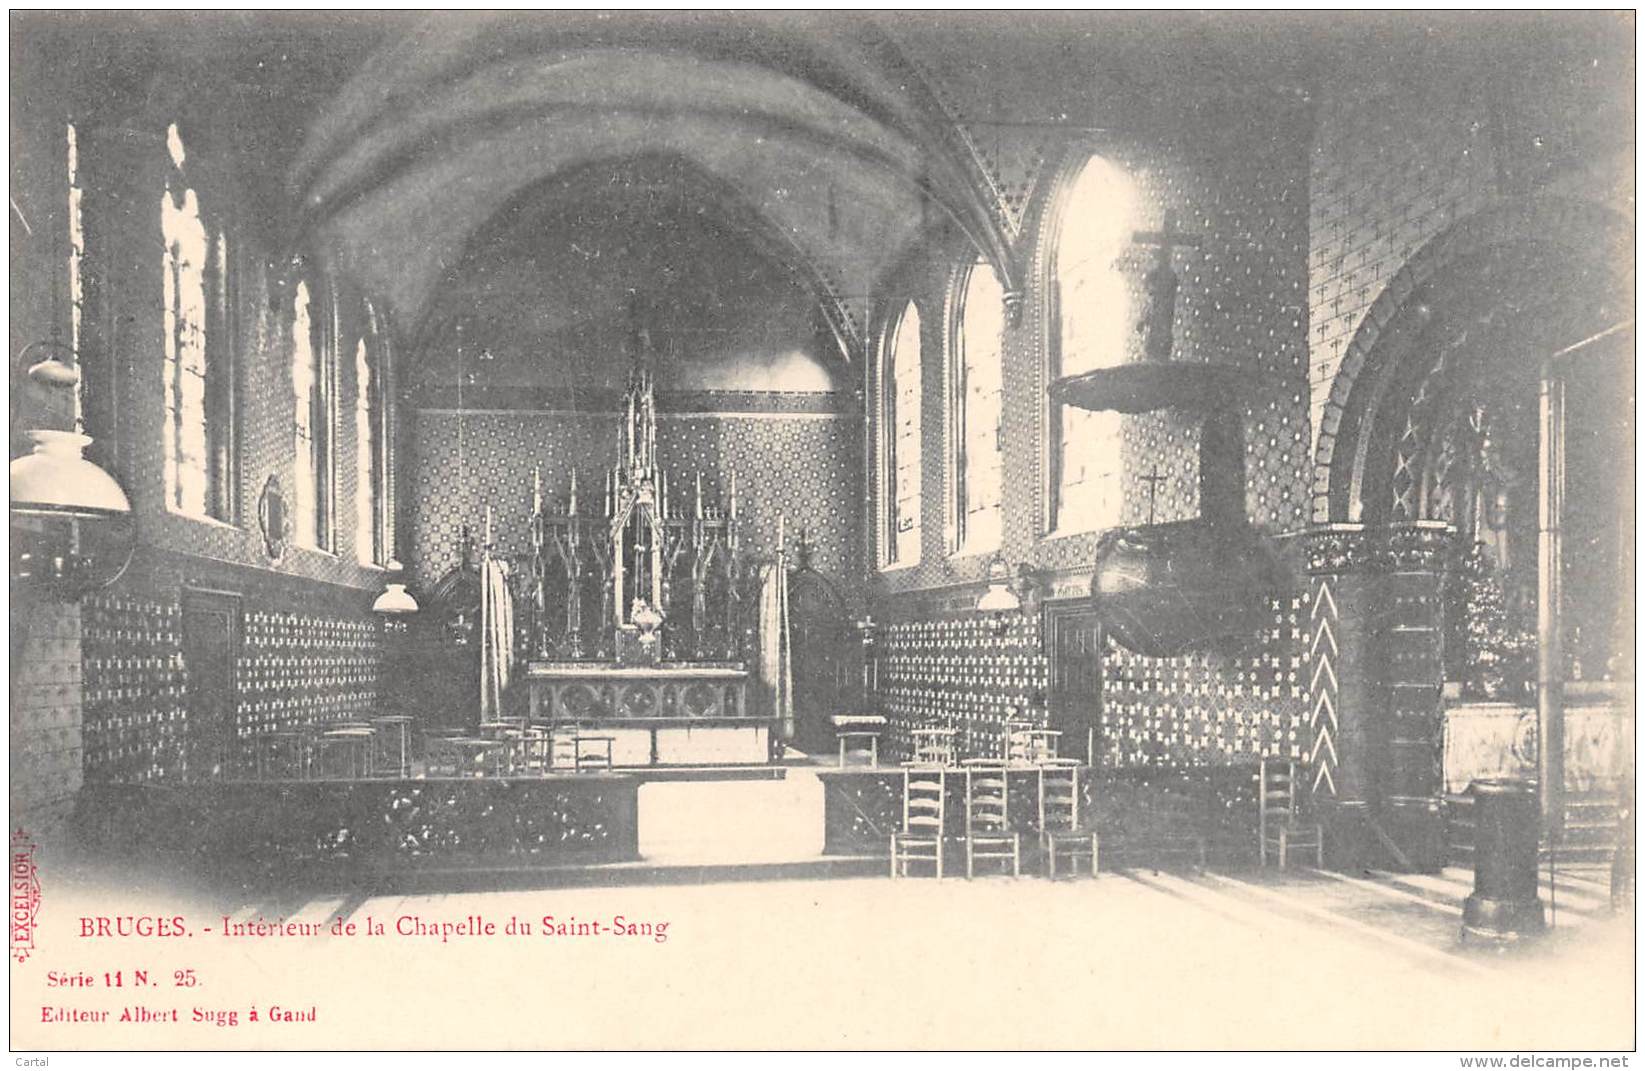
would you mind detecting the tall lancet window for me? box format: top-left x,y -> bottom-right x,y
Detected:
950,261 -> 1004,555
160,122 -> 234,521
1049,154 -> 1140,534
354,302 -> 390,566
291,277 -> 334,550
880,300 -> 922,568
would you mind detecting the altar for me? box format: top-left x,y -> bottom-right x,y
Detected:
526,663 -> 764,766
493,323 -> 781,768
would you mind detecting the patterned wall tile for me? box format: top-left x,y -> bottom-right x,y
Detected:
407,410 -> 863,597
878,610 -> 1047,761
1099,594 -> 1308,767
1307,56 -> 1498,453
82,590 -> 380,784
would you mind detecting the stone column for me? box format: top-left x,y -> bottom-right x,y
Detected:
1374,520 -> 1453,871
1304,524 -> 1377,866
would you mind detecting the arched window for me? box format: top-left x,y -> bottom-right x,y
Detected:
354,301 -> 391,566
291,276 -> 335,550
950,261 -> 1004,555
160,122 -> 234,521
1048,154 -> 1141,534
879,300 -> 922,568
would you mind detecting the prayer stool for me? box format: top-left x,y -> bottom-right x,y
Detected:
253,730 -> 308,781
908,726 -> 957,767
448,737 -> 505,778
371,715 -> 415,778
831,714 -> 887,768
423,733 -> 468,777
1004,721 -> 1036,765
575,734 -> 615,772
548,726 -> 581,770
315,727 -> 376,779
512,727 -> 550,774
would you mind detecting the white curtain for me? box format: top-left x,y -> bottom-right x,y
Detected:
757,558 -> 794,743
480,555 -> 514,722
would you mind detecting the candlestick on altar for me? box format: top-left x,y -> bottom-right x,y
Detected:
778,511 -> 785,552
484,504 -> 493,548
569,470 -> 578,516
695,472 -> 703,519
532,465 -> 542,515
604,470 -> 612,516
729,472 -> 737,520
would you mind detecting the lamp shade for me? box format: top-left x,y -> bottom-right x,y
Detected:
976,553 -> 1021,613
977,582 -> 1021,613
372,582 -> 418,615
372,561 -> 418,614
10,430 -> 135,594
10,430 -> 130,516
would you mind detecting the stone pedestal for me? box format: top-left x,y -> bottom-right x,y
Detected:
1461,777 -> 1545,942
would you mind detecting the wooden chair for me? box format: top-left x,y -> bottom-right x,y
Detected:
1004,721 -> 1036,765
962,762 -> 1020,878
1259,756 -> 1323,868
504,726 -> 550,775
1039,762 -> 1097,878
575,734 -> 615,772
891,765 -> 947,878
548,726 -> 581,771
908,726 -> 957,767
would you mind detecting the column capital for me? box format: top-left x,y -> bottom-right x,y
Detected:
1002,288 -> 1027,327
1382,520 -> 1456,573
1304,523 -> 1375,575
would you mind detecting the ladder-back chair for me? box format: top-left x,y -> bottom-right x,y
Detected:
1039,761 -> 1097,878
891,765 -> 947,878
1259,756 -> 1323,868
962,762 -> 1020,878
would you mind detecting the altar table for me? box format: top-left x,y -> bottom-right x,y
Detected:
525,663 -> 765,766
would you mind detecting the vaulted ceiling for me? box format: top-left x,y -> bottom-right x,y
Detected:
286,12 -> 1031,361
20,10 -> 1625,370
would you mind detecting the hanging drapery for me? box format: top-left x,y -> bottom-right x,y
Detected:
480,547 -> 514,722
757,524 -> 794,743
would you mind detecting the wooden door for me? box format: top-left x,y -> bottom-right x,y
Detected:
181,589 -> 241,781
1046,602 -> 1104,765
788,570 -> 853,756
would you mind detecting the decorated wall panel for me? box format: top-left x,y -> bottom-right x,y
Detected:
876,594 -> 1308,769
1099,593 -> 1308,767
82,579 -> 381,785
406,408 -> 863,596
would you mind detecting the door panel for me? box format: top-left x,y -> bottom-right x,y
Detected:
1046,602 -> 1104,765
181,589 -> 241,780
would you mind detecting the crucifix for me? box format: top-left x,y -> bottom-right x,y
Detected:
1139,467 -> 1169,526
1131,210 -> 1202,363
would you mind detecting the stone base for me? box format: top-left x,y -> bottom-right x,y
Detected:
1318,800 -> 1371,870
1318,799 -> 1445,872
1382,797 -> 1447,872
1461,893 -> 1547,943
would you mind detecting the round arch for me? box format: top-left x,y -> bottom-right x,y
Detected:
1310,195 -> 1633,526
